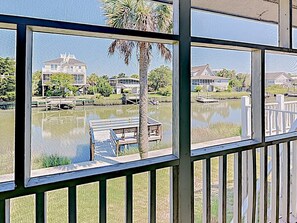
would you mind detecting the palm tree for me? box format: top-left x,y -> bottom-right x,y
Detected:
102,0 -> 172,159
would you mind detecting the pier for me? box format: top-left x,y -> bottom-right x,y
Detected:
196,96 -> 219,103
89,117 -> 162,160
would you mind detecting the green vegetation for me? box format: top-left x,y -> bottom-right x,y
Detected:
191,91 -> 249,100
32,70 -> 42,96
216,69 -> 250,90
0,57 -> 16,102
33,154 -> 71,168
265,84 -> 292,95
87,73 -> 113,97
46,73 -> 76,97
195,85 -> 203,92
192,122 -> 241,144
148,65 -> 172,92
0,57 -> 15,76
0,75 -> 16,102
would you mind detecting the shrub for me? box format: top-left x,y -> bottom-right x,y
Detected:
95,93 -> 102,99
158,86 -> 172,96
195,85 -> 203,92
123,88 -> 131,94
36,154 -> 71,168
6,92 -> 15,101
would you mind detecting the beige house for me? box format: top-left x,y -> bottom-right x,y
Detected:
265,72 -> 292,87
41,54 -> 87,96
191,64 -> 229,92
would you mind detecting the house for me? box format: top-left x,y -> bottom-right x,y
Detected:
41,54 -> 87,96
265,72 -> 292,87
191,64 -> 229,92
109,77 -> 140,94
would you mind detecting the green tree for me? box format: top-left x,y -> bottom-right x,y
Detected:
195,85 -> 203,92
103,0 -> 172,158
97,77 -> 113,97
130,74 -> 139,79
118,73 -> 126,78
0,57 -> 15,77
148,65 -> 172,91
101,75 -> 109,81
87,73 -> 100,95
0,76 -> 16,101
32,70 -> 42,96
216,69 -> 236,79
48,73 -> 74,97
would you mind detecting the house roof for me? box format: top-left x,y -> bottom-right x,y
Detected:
44,54 -> 86,66
191,75 -> 229,80
191,64 -> 210,76
266,72 -> 291,80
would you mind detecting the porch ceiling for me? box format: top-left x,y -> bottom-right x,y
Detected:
163,0 -> 297,26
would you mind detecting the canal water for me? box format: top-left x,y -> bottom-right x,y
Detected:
0,100 -> 241,169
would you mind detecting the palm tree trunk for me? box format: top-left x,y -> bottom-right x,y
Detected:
138,43 -> 149,159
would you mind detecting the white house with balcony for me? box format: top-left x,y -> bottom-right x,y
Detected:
109,77 -> 140,94
191,64 -> 229,92
41,54 -> 87,96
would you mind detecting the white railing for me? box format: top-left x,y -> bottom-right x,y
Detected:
237,94 -> 297,222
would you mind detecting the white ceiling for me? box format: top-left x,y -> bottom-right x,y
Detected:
164,0 -> 297,27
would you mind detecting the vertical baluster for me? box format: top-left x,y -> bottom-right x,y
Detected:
0,200 -> 5,223
269,110 -> 273,136
234,152 -> 242,223
282,112 -> 286,133
218,155 -> 227,223
271,144 -> 280,223
100,180 -> 107,223
126,175 -> 133,223
275,111 -> 279,135
260,147 -> 268,223
281,142 -> 290,222
68,186 -> 77,223
36,192 -> 47,223
247,149 -> 256,223
203,159 -> 211,223
292,141 -> 297,218
149,170 -> 156,223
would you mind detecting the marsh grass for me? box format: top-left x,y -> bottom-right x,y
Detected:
192,122 -> 241,144
33,154 -> 71,169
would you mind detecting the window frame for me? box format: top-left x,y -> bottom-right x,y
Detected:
0,1 -> 296,222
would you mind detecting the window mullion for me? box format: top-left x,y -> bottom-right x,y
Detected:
172,0 -> 192,222
279,0 -> 292,48
15,24 -> 32,188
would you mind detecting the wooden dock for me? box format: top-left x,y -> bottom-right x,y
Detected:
45,97 -> 76,110
89,117 -> 162,160
196,96 -> 219,103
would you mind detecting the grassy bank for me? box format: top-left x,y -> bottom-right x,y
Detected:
192,91 -> 249,100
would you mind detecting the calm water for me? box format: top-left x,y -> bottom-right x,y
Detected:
0,100 -> 241,167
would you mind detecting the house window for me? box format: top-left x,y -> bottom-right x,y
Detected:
51,64 -> 57,70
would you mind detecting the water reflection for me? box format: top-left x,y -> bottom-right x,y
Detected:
1,100 -> 242,171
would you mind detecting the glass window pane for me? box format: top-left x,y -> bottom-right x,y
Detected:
31,32 -> 173,177
0,28 -> 16,183
265,51 -> 297,137
191,0 -> 278,45
0,0 -> 173,34
191,46 -> 251,150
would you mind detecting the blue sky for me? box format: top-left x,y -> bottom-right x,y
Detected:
1,0 -> 297,75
